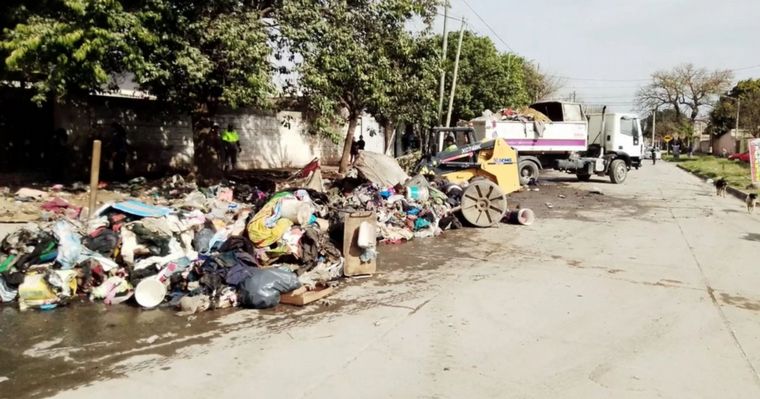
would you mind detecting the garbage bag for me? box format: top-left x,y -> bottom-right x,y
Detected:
354,151 -> 410,187
52,220 -> 83,270
238,268 -> 301,309
192,228 -> 215,254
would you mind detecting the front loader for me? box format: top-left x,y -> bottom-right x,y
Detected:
415,127 -> 521,227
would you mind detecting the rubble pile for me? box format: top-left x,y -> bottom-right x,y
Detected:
0,153 -> 470,313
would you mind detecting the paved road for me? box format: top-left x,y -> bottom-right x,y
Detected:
5,162 -> 760,399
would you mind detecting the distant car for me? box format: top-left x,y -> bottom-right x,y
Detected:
728,152 -> 750,163
642,146 -> 662,160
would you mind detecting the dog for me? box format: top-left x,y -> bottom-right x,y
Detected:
747,193 -> 758,214
715,178 -> 728,197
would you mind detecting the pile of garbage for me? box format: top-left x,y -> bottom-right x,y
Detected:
0,152 -> 470,313
496,107 -> 552,123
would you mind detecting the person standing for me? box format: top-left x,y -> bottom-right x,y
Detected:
651,146 -> 657,165
220,123 -> 241,171
110,122 -> 128,181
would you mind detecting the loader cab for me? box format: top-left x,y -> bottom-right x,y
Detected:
425,127 -> 478,158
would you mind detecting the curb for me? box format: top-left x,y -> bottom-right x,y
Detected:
675,164 -> 750,202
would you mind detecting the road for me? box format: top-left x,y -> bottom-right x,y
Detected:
3,161 -> 760,399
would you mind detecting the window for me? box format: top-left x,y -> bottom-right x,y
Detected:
620,117 -> 635,136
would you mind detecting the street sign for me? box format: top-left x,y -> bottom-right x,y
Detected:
749,139 -> 760,187
663,135 -> 673,143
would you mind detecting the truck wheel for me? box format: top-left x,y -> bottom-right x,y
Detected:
609,159 -> 627,184
576,173 -> 591,182
518,160 -> 540,185
460,180 -> 507,227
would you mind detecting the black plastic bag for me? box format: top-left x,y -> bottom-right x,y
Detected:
238,268 -> 300,309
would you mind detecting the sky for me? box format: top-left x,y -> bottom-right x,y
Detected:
433,0 -> 760,114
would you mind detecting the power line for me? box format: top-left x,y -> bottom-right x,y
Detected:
459,0 -> 514,52
434,11 -> 465,23
451,1 -> 760,84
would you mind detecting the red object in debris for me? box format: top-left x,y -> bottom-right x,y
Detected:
98,182 -> 109,189
293,158 -> 320,179
728,152 -> 750,163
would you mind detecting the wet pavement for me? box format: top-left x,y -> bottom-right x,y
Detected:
5,164 -> 760,398
0,229 -> 496,399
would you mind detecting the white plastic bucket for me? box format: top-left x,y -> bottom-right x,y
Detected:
357,221 -> 377,248
135,278 -> 167,309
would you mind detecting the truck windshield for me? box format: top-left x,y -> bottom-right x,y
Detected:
620,117 -> 636,136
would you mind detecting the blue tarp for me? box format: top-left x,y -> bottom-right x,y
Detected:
111,200 -> 172,218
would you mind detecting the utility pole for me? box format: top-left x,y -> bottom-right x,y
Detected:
436,1 -> 449,125
736,97 -> 741,136
651,107 -> 656,147
445,18 -> 465,128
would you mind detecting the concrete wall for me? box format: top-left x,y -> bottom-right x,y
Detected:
215,109 -> 384,169
54,96 -> 194,179
712,134 -> 737,156
1,89 -> 386,179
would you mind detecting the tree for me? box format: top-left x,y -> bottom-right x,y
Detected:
523,61 -> 562,102
636,63 -> 733,131
710,79 -> 760,137
1,0 -> 147,103
2,1 -> 275,177
278,0 -> 438,173
435,31 -> 531,124
365,31 -> 440,153
641,108 -> 692,140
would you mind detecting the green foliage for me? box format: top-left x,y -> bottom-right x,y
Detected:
131,1 -> 274,111
436,31 -> 531,124
1,0 -> 145,103
710,79 -> 760,137
277,0 -> 439,140
1,0 -> 274,111
642,108 -> 693,139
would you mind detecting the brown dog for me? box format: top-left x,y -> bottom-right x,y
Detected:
748,193 -> 758,214
715,178 -> 728,197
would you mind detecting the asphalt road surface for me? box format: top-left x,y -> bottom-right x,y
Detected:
3,161 -> 760,399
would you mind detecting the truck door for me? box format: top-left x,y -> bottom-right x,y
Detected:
616,116 -> 643,158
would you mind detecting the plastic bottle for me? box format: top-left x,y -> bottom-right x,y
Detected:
405,186 -> 429,202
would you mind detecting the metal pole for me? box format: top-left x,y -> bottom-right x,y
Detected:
652,108 -> 656,147
445,19 -> 465,128
88,140 -> 102,219
436,1 -> 449,125
736,97 -> 741,136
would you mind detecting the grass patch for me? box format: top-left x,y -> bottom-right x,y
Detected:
670,155 -> 758,193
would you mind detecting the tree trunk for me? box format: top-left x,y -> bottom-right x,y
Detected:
191,111 -> 222,183
339,115 -> 358,173
383,119 -> 394,156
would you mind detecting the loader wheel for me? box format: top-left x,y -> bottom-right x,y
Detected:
460,180 -> 507,227
608,159 -> 627,184
518,160 -> 540,185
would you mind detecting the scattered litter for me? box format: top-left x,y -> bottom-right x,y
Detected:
558,194 -> 566,199
0,153 -> 508,317
589,188 -> 604,195
545,202 -> 554,209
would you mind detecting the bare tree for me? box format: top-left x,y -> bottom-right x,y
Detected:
636,63 -> 733,124
677,64 -> 733,122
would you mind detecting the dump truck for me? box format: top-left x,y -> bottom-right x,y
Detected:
470,101 -> 644,184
